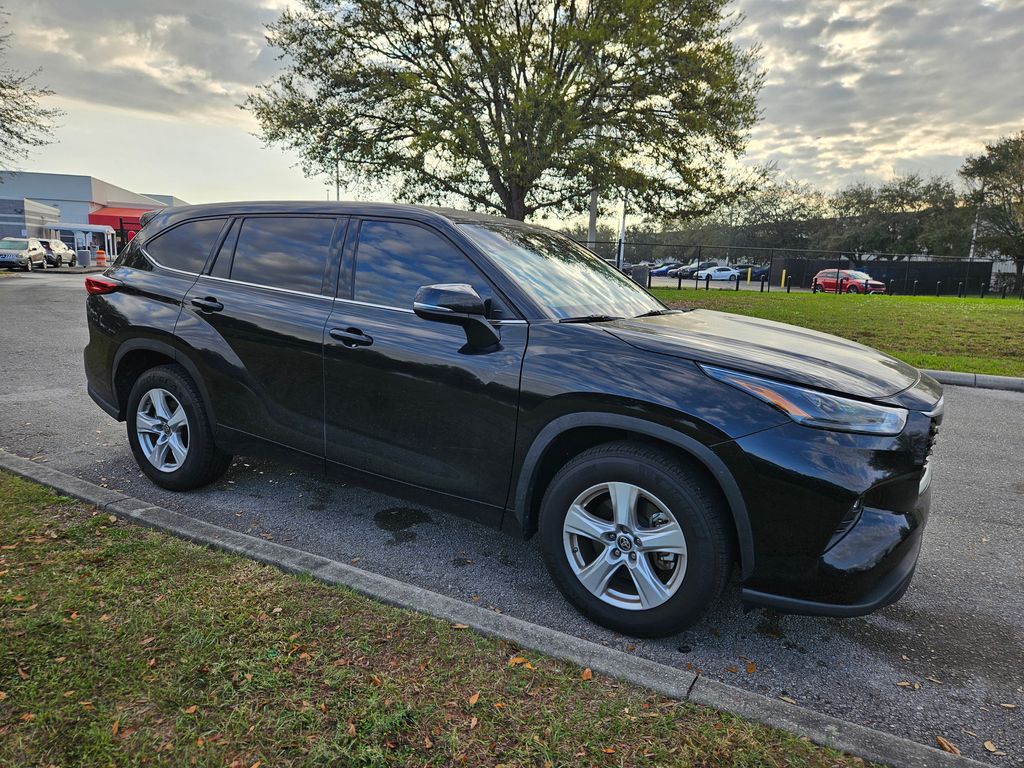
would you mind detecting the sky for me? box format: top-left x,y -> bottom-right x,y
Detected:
4,0 -> 1023,209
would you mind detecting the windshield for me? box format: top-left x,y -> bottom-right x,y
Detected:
0,238 -> 28,250
459,224 -> 663,320
846,271 -> 872,280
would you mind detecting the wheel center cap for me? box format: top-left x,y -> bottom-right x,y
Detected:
617,535 -> 633,552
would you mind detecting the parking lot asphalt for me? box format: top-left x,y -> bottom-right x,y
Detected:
2,272 -> 1021,765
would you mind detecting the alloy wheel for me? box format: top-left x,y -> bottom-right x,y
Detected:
136,388 -> 190,472
562,481 -> 688,611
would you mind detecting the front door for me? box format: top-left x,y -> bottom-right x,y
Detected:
323,217 -> 526,520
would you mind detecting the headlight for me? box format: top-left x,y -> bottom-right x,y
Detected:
702,365 -> 908,436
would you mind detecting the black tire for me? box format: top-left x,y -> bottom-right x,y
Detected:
70,256 -> 77,267
538,441 -> 732,637
55,256 -> 63,268
24,260 -> 32,272
126,364 -> 231,491
846,285 -> 858,294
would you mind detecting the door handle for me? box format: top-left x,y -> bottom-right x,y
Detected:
329,327 -> 374,348
191,297 -> 224,312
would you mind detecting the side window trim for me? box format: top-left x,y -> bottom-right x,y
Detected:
139,216 -> 229,276
345,216 -> 521,319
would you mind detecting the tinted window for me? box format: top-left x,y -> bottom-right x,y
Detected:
230,217 -> 336,294
115,237 -> 151,270
353,220 -> 502,314
144,218 -> 226,273
209,220 -> 238,279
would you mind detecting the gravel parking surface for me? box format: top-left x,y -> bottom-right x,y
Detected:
2,272 -> 1021,765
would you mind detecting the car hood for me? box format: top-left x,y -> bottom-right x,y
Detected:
0,249 -> 27,256
603,310 -> 921,400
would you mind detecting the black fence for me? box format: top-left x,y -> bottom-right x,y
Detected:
584,240 -> 1018,298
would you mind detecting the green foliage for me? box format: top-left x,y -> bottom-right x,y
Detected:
961,132 -> 1024,280
245,0 -> 762,220
0,17 -> 63,168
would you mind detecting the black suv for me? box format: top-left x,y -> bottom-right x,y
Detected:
84,203 -> 942,637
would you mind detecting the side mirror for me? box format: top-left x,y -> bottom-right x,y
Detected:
413,283 -> 500,349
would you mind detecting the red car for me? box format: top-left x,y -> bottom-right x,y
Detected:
812,269 -> 887,294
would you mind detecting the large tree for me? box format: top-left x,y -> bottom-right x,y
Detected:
0,15 -> 61,168
246,0 -> 762,221
961,132 -> 1024,284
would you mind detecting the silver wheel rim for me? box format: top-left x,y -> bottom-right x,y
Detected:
136,388 -> 190,473
563,482 -> 688,611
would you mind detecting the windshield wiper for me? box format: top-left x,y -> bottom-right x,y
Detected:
558,314 -> 623,324
634,308 -> 677,318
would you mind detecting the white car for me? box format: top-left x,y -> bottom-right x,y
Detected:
696,265 -> 740,281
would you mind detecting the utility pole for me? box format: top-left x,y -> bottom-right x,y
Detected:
616,196 -> 627,269
335,156 -> 341,202
966,182 -> 985,289
586,123 -> 603,251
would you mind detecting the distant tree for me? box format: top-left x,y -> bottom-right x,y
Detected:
0,14 -> 62,168
961,132 -> 1024,284
246,0 -> 762,221
826,174 -> 972,258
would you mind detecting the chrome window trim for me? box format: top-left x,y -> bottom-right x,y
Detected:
333,296 -> 527,324
197,273 -> 333,301
139,248 -> 202,278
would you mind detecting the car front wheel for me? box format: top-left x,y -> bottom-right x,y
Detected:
126,364 -> 231,491
539,441 -> 732,637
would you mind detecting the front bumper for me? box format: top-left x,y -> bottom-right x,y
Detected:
0,254 -> 28,268
719,396 -> 940,616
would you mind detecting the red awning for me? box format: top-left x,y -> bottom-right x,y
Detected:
88,206 -> 160,229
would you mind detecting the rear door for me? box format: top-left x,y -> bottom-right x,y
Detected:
176,215 -> 345,458
322,217 -> 526,517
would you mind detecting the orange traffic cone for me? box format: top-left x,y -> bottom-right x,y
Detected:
95,249 -> 107,267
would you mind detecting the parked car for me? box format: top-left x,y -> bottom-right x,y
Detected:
0,237 -> 47,271
671,260 -> 718,278
649,262 -> 685,276
733,264 -> 770,281
813,269 -> 887,294
84,202 -> 942,637
40,238 -> 78,267
697,266 -> 740,281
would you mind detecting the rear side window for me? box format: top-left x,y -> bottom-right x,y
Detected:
144,218 -> 226,274
353,220 -> 503,313
229,217 -> 336,294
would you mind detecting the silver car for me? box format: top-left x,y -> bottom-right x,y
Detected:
0,237 -> 47,271
40,238 -> 78,267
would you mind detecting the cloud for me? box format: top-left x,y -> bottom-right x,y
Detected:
5,0 -> 284,121
735,0 -> 1024,187
4,0 -> 1023,190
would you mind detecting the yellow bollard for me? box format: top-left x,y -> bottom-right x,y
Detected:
780,268 -> 787,288
746,267 -> 752,285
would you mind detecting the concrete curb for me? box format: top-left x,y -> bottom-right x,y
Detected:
924,369 -> 1024,393
0,449 -> 991,768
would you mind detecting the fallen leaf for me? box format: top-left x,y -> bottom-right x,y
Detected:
984,741 -> 998,753
896,681 -> 913,687
196,737 -> 204,747
370,674 -> 383,686
250,762 -> 262,768
779,695 -> 797,705
184,705 -> 198,715
17,668 -> 28,680
746,662 -> 757,674
20,713 -> 34,722
468,692 -> 480,706
494,702 -> 506,709
346,721 -> 356,737
140,636 -> 155,646
581,668 -> 593,681
508,656 -> 528,667
451,623 -> 469,629
602,747 -> 615,754
0,691 -> 6,701
424,735 -> 433,749
725,665 -> 738,673
108,515 -> 117,523
147,658 -> 156,668
100,614 -> 110,622
289,632 -> 301,641
272,607 -> 282,614
111,720 -> 119,736
55,657 -> 66,663
1000,703 -> 1017,709
935,736 -> 960,756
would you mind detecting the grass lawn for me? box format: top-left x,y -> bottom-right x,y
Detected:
650,288 -> 1024,378
0,471 -> 874,768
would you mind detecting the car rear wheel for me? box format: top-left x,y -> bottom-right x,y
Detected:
538,441 -> 732,637
24,259 -> 32,272
126,364 -> 231,491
